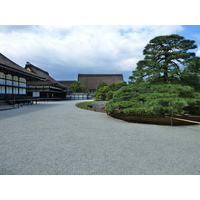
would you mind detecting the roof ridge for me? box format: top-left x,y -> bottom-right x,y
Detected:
26,62 -> 49,75
0,53 -> 44,80
0,53 -> 23,69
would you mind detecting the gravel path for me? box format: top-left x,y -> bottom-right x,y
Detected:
0,100 -> 200,175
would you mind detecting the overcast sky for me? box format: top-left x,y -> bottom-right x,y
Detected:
1,25 -> 200,82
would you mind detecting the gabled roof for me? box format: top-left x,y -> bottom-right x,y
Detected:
25,62 -> 68,89
0,53 -> 43,80
57,80 -> 76,88
25,62 -> 56,83
78,74 -> 124,90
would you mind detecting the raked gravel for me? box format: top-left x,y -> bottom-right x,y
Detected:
0,100 -> 200,175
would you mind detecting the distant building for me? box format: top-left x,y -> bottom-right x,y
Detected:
78,74 -> 124,92
0,53 -> 43,101
57,80 -> 76,92
25,62 -> 68,99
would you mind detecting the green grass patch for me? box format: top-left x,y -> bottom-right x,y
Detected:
76,101 -> 107,112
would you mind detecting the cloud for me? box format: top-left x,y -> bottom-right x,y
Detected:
196,49 -> 200,57
0,25 -> 36,33
0,25 -> 184,81
192,33 -> 200,41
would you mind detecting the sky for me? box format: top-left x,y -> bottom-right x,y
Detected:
1,25 -> 200,82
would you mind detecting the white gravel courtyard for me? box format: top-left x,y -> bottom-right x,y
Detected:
0,100 -> 200,175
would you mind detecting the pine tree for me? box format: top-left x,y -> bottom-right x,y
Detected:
129,34 -> 198,84
106,34 -> 200,117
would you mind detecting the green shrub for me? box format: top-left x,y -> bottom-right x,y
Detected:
105,83 -> 200,116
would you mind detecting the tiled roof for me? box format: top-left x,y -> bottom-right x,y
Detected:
25,62 -> 56,82
57,80 -> 76,88
25,62 -> 68,89
0,53 -> 43,80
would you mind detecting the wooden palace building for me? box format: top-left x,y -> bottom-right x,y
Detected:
25,62 -> 68,99
0,53 -> 44,102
